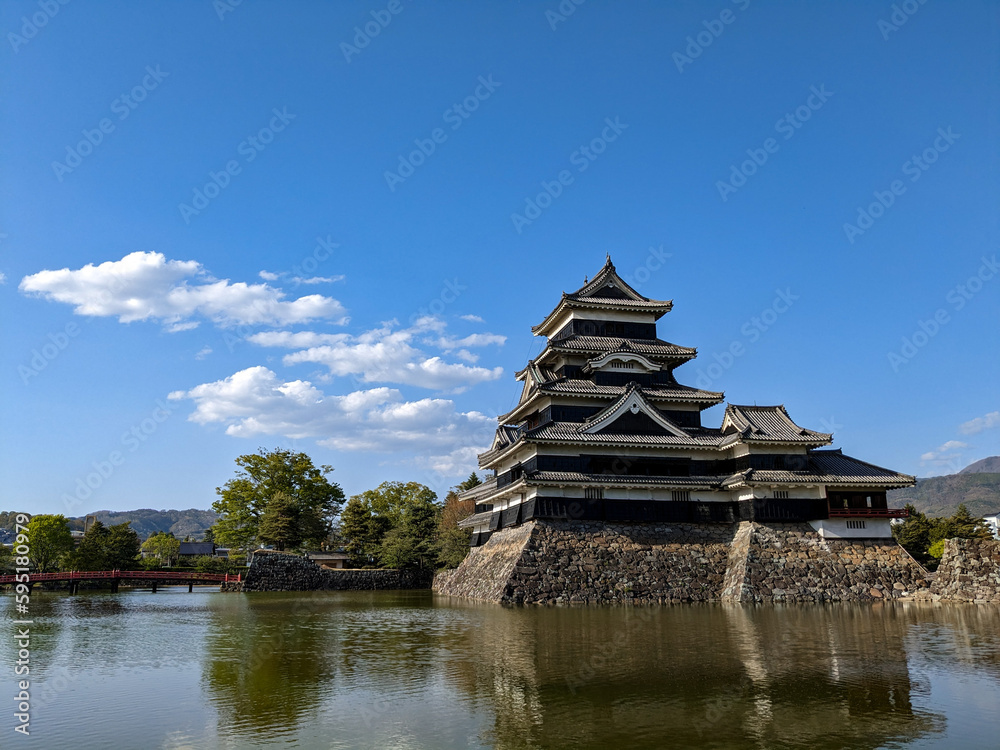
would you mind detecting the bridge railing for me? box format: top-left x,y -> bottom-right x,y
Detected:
0,570 -> 240,585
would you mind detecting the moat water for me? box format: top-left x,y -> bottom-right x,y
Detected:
1,590 -> 999,749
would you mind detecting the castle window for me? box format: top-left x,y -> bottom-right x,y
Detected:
585,487 -> 604,500
846,520 -> 866,530
774,490 -> 789,500
671,490 -> 690,502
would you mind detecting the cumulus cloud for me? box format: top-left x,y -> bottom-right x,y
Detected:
959,411 -> 1000,435
19,251 -> 349,330
249,319 -> 503,391
168,366 -> 494,464
460,314 -> 484,323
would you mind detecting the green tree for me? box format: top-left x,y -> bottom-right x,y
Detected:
142,531 -> 181,566
257,492 -> 300,551
0,543 -> 12,572
70,521 -> 141,570
26,514 -> 75,572
341,481 -> 440,570
213,448 -> 345,554
457,472 -> 482,492
436,487 -> 475,569
940,504 -> 992,540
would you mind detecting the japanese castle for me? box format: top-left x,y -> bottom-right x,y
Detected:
459,257 -> 913,543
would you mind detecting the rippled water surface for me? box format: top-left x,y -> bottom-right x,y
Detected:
1,590 -> 999,749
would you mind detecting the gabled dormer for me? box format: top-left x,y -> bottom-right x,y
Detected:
581,382 -> 689,437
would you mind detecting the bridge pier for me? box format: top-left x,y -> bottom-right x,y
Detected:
151,582 -> 157,593
188,582 -> 193,593
111,579 -> 119,594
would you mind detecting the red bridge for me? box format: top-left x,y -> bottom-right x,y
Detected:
0,570 -> 241,593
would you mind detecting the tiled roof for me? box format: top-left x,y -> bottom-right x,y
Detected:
456,476 -> 498,502
457,510 -> 494,528
546,335 -> 696,358
721,404 -> 831,445
526,422 -> 728,446
538,380 -> 724,402
531,258 -> 674,335
722,451 -> 914,488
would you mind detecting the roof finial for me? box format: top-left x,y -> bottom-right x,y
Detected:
584,275 -> 588,284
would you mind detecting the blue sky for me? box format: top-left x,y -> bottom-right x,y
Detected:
2,0 -> 998,516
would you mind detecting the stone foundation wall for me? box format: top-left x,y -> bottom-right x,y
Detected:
241,550 -> 432,592
435,519 -> 931,604
930,539 -> 1000,603
433,523 -> 534,601
720,522 -> 928,602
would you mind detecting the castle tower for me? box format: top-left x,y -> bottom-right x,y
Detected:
458,257 -> 914,545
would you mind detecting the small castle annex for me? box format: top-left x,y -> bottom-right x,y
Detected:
435,257 -> 927,603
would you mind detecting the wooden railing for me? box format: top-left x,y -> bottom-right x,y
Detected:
827,507 -> 909,519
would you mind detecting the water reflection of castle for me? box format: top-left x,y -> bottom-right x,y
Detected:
442,603 -> 958,750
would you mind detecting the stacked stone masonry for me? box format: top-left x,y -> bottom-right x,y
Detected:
433,520 -> 932,604
929,538 -> 1000,603
237,550 -> 432,592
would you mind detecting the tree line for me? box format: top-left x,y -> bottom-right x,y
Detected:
3,448 -> 480,575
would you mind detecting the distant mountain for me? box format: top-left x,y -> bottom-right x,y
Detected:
67,508 -> 219,540
889,473 -> 1000,518
959,456 -> 1000,474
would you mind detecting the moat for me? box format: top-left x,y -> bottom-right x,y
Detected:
2,590 -> 999,749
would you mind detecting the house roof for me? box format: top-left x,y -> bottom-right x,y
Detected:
531,257 -> 675,337
178,542 -> 215,555
721,404 -> 832,446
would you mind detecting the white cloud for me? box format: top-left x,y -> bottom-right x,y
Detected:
920,440 -> 970,469
20,251 -> 349,330
169,366 -> 494,464
0,272 -> 6,284
460,314 -> 484,323
435,332 -> 507,350
258,271 -> 280,281
959,411 -> 1000,435
250,319 -> 503,391
454,349 -> 479,363
291,275 -> 344,285
195,346 -> 213,360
